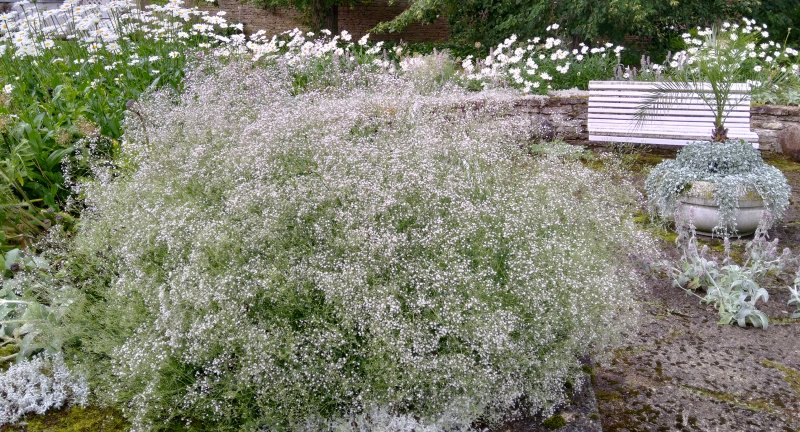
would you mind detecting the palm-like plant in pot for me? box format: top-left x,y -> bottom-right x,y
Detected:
639,24 -> 790,237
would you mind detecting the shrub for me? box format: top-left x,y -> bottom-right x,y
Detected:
399,50 -> 459,94
54,61 -> 653,431
0,352 -> 88,425
459,29 -> 624,94
645,140 -> 790,235
649,18 -> 800,106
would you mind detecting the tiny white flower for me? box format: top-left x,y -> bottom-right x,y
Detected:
3,84 -> 12,94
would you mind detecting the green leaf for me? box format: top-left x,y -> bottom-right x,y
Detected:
4,249 -> 22,270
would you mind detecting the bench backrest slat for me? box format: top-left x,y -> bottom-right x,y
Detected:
587,80 -> 758,147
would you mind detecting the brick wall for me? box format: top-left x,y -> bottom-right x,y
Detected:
200,0 -> 305,34
200,0 -> 449,42
338,1 -> 449,42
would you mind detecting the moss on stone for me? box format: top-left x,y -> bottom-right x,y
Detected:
0,345 -> 18,371
767,317 -> 800,326
543,414 -> 567,430
764,153 -> 800,173
698,238 -> 745,264
680,384 -> 775,413
621,152 -> 669,173
4,407 -> 128,432
596,389 -> 625,402
581,364 -> 597,385
760,359 -> 800,396
633,211 -> 678,243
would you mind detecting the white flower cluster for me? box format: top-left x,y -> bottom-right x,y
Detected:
0,353 -> 89,425
65,60 -> 654,430
460,26 -> 624,93
667,18 -> 800,81
0,0 -> 240,58
234,28 -> 385,66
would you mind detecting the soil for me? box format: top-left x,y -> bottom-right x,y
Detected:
593,149 -> 800,432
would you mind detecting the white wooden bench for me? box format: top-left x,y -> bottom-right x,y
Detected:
588,81 -> 759,147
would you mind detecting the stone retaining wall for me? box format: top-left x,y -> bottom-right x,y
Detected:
509,94 -> 589,145
506,91 -> 799,152
751,105 -> 800,152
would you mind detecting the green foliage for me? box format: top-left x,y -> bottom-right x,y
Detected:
0,248 -> 63,364
0,2 -> 236,252
376,0 -> 761,49
543,414 -> 567,429
460,31 -> 622,94
645,141 -> 791,236
751,0 -> 800,45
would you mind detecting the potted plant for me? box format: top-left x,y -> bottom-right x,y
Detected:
639,23 -> 791,236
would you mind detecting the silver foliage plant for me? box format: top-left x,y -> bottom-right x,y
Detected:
670,225 -> 796,328
0,352 -> 88,425
645,140 -> 790,236
61,60 -> 656,431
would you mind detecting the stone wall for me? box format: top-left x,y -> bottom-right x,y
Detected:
201,0 -> 449,42
751,105 -> 800,152
496,92 -> 799,152
508,93 -> 589,145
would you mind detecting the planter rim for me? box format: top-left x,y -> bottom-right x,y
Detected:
678,195 -> 765,208
680,180 -> 764,208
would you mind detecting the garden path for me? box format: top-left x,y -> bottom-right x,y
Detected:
594,151 -> 800,432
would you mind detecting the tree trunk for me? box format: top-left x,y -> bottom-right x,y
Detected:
309,0 -> 338,34
711,124 -> 728,143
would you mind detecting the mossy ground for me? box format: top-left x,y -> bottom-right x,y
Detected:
1,407 -> 127,432
761,359 -> 800,396
542,414 -> 566,430
764,152 -> 800,173
594,148 -> 800,432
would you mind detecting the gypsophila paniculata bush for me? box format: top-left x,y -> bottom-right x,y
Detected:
645,140 -> 790,235
52,60 -> 656,431
0,352 -> 88,425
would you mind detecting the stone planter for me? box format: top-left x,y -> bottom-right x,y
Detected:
676,181 -> 766,236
